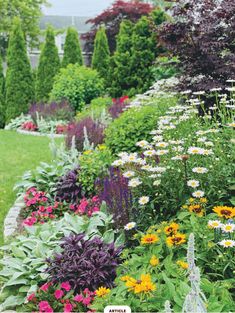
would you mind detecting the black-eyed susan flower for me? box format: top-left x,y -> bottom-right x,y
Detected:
150,255 -> 159,267
166,233 -> 186,247
176,260 -> 189,270
124,274 -> 156,294
141,234 -> 159,245
188,204 -> 205,217
95,287 -> 110,297
164,222 -> 179,235
213,206 -> 235,219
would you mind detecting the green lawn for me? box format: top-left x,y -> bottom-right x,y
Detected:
0,130 -> 62,245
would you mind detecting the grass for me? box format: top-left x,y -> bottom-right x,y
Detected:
0,130 -> 63,245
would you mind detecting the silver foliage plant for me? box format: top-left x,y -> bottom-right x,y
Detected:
165,233 -> 207,313
182,233 -> 207,313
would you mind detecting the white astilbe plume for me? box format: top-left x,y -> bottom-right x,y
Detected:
182,234 -> 207,313
164,300 -> 173,313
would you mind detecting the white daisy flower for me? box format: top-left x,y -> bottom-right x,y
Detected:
126,153 -> 138,162
218,239 -> 235,248
123,171 -> 135,178
152,135 -> 163,142
112,159 -> 125,166
124,222 -> 136,231
197,137 -> 207,143
155,142 -> 169,148
192,190 -> 205,198
153,180 -> 161,186
171,155 -> 183,161
201,149 -> 213,155
138,196 -> 150,205
156,149 -> 169,156
187,180 -> 200,188
188,147 -> 204,155
192,167 -> 208,174
143,150 -> 156,157
128,178 -> 142,188
221,224 -> 235,233
136,140 -> 149,148
141,165 -> 152,171
208,220 -> 222,229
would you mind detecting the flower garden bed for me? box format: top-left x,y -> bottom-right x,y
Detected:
0,84 -> 234,313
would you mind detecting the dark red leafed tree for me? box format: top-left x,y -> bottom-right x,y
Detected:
82,0 -> 153,54
159,0 -> 235,91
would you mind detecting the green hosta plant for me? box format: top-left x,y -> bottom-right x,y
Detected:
0,207 -> 124,311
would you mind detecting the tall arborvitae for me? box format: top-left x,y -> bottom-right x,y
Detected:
129,10 -> 166,95
36,26 -> 60,101
91,27 -> 110,84
109,20 -> 134,97
5,18 -> 34,122
0,55 -> 5,128
62,27 -> 83,68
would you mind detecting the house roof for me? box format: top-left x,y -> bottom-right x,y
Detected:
39,16 -> 92,33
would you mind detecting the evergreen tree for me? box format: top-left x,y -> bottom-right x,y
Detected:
0,55 -> 5,128
5,18 -> 34,122
129,16 -> 157,95
36,26 -> 60,101
62,27 -> 83,68
109,20 -> 134,97
91,27 -> 110,84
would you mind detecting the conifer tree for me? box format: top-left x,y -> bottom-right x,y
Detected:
62,27 -> 83,68
0,55 -> 5,128
91,27 -> 110,84
5,18 -> 34,122
36,26 -> 60,101
109,20 -> 134,97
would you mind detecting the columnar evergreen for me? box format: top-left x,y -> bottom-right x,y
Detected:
36,26 -> 60,101
5,18 -> 34,122
62,27 -> 83,68
109,20 -> 134,97
0,55 -> 5,128
91,27 -> 110,83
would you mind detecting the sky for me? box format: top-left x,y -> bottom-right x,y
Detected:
43,0 -> 114,17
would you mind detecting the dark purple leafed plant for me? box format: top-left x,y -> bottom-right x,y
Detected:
108,97 -> 130,119
46,234 -> 122,292
66,118 -> 105,151
29,100 -> 74,121
96,167 -> 133,227
55,168 -> 83,203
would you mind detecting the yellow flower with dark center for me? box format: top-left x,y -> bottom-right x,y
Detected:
213,206 -> 235,219
95,287 -> 110,297
164,222 -> 179,235
125,274 -> 156,294
150,255 -> 159,267
188,204 -> 205,217
141,234 -> 159,245
166,233 -> 186,247
177,260 -> 189,270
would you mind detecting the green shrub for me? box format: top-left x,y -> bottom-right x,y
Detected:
0,55 -> 5,128
92,27 -> 110,85
79,145 -> 113,195
151,56 -> 180,81
76,97 -> 112,121
105,97 -> 175,154
5,18 -> 34,122
62,27 -> 83,68
36,26 -> 60,102
50,65 -> 104,112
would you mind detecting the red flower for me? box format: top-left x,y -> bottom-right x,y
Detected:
27,293 -> 36,302
64,302 -> 73,313
61,282 -> 71,292
40,283 -> 50,292
39,301 -> 53,313
54,289 -> 64,299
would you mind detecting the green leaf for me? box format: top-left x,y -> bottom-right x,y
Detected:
0,295 -> 25,310
103,230 -> 115,244
11,246 -> 26,258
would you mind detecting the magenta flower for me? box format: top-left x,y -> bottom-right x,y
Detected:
27,293 -> 36,302
40,282 -> 50,292
54,289 -> 64,299
64,302 -> 73,313
82,297 -> 91,306
74,294 -> 83,302
39,301 -> 53,313
61,282 -> 71,292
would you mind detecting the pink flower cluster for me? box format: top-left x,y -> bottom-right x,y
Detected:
27,282 -> 94,313
23,188 -> 65,226
21,121 -> 38,131
56,124 -> 68,134
69,196 -> 100,217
